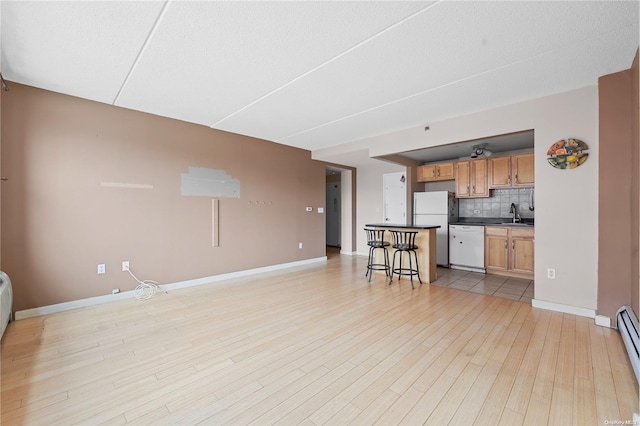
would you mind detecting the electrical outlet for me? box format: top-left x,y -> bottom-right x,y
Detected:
547,268 -> 556,279
122,261 -> 129,272
97,264 -> 106,274
112,288 -> 120,294
306,207 -> 312,212
298,242 -> 303,249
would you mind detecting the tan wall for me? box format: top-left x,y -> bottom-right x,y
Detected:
1,83 -> 326,312
598,69 -> 633,321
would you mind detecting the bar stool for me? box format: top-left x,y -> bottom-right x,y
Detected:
389,230 -> 422,289
364,228 -> 390,281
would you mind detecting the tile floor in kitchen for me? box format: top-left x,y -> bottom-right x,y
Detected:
432,267 -> 534,303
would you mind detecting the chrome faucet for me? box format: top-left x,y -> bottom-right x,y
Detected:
510,203 -> 520,223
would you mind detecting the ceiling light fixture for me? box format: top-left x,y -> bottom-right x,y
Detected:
470,144 -> 492,158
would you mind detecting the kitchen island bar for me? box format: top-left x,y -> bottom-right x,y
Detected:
365,224 -> 440,283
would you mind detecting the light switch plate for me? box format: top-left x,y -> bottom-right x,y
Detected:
318,207 -> 324,213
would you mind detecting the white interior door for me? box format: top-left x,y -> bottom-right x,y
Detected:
383,172 -> 407,224
326,182 -> 341,247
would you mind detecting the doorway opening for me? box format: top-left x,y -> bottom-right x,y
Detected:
325,165 -> 355,256
326,170 -> 341,248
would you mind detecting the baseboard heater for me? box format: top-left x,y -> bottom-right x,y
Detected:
617,306 -> 639,384
0,271 -> 13,340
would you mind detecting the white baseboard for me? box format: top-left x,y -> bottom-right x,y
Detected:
355,251 -> 369,257
531,299 -> 596,319
594,315 -> 612,328
15,256 -> 327,320
339,250 -> 356,256
162,256 -> 326,291
15,290 -> 137,320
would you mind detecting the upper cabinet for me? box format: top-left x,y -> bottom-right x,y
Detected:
512,153 -> 535,186
455,158 -> 488,198
488,156 -> 511,187
417,162 -> 454,182
489,153 -> 534,188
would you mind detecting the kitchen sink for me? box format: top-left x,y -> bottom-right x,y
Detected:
499,222 -> 534,227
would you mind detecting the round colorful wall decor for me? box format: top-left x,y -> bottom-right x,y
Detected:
547,138 -> 589,169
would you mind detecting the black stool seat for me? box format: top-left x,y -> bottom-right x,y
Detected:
364,228 -> 390,282
389,230 -> 422,289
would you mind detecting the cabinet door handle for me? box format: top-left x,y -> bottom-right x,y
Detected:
512,240 -> 515,249
432,169 -> 436,178
504,241 -> 507,249
466,185 -> 470,194
507,175 -> 511,185
515,174 -> 518,184
472,185 -> 476,194
436,169 -> 440,177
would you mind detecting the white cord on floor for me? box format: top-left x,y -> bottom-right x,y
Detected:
126,268 -> 166,300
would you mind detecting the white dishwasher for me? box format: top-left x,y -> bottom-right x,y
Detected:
449,225 -> 485,273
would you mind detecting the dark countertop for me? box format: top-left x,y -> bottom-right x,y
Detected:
451,217 -> 534,227
365,223 -> 441,230
449,223 -> 534,229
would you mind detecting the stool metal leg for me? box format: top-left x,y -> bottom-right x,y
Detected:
367,245 -> 376,282
413,250 -> 423,284
384,247 -> 390,277
389,250 -> 396,285
366,245 -> 373,281
408,250 -> 414,289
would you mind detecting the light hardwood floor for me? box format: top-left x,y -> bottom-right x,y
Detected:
1,249 -> 638,425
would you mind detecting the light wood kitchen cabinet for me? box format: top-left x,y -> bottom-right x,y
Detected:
455,158 -> 488,198
485,227 -> 509,272
485,226 -> 534,278
417,162 -> 454,182
488,156 -> 511,188
512,153 -> 535,186
489,153 -> 535,188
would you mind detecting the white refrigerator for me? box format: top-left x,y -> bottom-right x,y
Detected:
413,191 -> 459,266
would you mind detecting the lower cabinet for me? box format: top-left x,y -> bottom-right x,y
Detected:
485,226 -> 534,278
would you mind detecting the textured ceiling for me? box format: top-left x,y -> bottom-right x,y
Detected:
1,1 -> 638,153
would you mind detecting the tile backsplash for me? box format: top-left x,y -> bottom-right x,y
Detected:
459,188 -> 535,219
